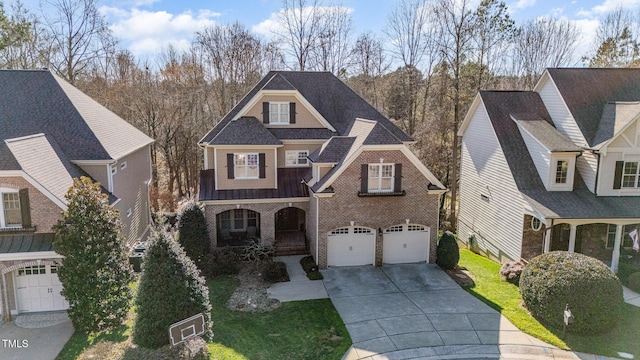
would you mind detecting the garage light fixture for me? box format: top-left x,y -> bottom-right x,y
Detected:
350,221 -> 354,226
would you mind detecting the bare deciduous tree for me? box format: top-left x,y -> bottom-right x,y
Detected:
588,7 -> 640,67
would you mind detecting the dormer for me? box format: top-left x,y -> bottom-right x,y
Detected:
512,114 -> 582,191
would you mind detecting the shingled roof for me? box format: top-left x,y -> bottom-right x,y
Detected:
209,117 -> 282,145
199,71 -> 412,145
546,68 -> 640,146
0,69 -> 153,170
480,90 -> 640,219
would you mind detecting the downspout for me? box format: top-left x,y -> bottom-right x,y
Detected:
593,151 -> 601,196
315,195 -> 319,266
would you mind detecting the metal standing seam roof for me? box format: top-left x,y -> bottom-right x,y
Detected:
0,233 -> 55,254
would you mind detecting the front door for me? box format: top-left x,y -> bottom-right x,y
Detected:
276,208 -> 299,231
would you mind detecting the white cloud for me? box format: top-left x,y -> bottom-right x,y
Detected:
252,6 -> 354,40
102,7 -> 220,58
592,0 -> 640,14
514,0 -> 535,10
571,18 -> 601,63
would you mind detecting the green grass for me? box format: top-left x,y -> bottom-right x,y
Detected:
208,276 -> 351,360
56,276 -> 351,360
459,249 -> 640,358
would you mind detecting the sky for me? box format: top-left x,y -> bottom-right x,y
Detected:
6,0 -> 640,64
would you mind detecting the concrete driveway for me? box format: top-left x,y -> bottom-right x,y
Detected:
322,264 -> 585,360
0,312 -> 73,360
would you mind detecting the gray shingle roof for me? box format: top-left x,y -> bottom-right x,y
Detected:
512,116 -> 582,152
308,137 -> 355,163
209,117 -> 282,145
0,69 -> 153,170
199,71 -> 413,145
547,68 -> 640,146
363,122 -> 404,145
267,128 -> 336,140
480,90 -> 640,219
592,101 -> 640,147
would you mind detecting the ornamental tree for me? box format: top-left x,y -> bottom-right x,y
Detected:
53,176 -> 133,332
177,199 -> 210,263
133,227 -> 213,348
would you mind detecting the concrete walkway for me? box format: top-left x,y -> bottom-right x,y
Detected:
623,286 -> 640,307
0,311 -> 74,360
322,264 -> 621,360
267,255 -> 328,302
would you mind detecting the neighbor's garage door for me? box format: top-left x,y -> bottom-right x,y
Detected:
327,226 -> 375,266
383,224 -> 430,264
15,264 -> 69,313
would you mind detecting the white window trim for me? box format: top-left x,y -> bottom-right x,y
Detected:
0,189 -> 21,229
548,155 -> 575,191
120,161 -> 127,170
621,161 -> 640,189
234,153 -> 259,179
285,150 -> 309,167
368,163 -> 395,193
269,102 -> 290,125
110,164 -> 117,175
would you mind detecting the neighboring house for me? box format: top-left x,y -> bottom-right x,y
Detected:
0,69 -> 154,320
458,68 -> 640,272
198,71 -> 446,268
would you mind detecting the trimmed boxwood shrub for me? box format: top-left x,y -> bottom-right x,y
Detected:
628,272 -> 640,292
436,231 -> 459,270
197,247 -> 240,278
300,255 -> 323,280
262,260 -> 290,283
520,251 -> 623,334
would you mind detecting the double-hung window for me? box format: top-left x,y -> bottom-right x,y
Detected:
555,160 -> 568,184
269,102 -> 290,124
285,150 -> 308,167
622,161 -> 640,188
1,192 -> 21,228
234,153 -> 259,179
368,164 -> 394,192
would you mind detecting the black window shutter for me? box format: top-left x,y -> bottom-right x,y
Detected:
289,102 -> 296,124
361,164 -> 368,193
227,154 -> 234,179
262,102 -> 270,124
613,161 -> 624,189
18,188 -> 31,228
259,153 -> 266,178
394,163 -> 402,192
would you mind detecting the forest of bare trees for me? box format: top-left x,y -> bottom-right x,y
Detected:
1,0 -> 639,226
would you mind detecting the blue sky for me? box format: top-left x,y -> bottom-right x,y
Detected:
6,0 -> 640,62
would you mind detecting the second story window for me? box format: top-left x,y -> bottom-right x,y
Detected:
234,153 -> 259,179
555,160 -> 568,184
368,164 -> 394,192
623,161 -> 640,188
269,102 -> 290,124
285,150 -> 309,166
2,192 -> 21,227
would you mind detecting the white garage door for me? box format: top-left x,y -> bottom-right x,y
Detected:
327,227 -> 375,266
383,224 -> 430,264
15,264 -> 69,313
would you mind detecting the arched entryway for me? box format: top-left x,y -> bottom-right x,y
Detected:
274,207 -> 307,255
216,209 -> 260,246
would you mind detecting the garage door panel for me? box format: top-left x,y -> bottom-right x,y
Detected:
14,265 -> 69,313
327,227 -> 375,267
383,225 -> 430,264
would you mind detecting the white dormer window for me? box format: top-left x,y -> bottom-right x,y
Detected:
622,162 -> 639,188
269,102 -> 290,124
548,155 -> 576,191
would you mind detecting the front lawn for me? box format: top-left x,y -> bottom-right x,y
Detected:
459,248 -> 640,358
56,276 -> 350,360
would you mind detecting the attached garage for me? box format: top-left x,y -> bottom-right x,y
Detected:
14,264 -> 68,313
327,226 -> 375,266
383,224 -> 430,264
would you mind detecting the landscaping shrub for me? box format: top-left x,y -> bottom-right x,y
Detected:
307,271 -> 324,280
197,247 -> 240,278
520,251 -> 623,334
242,239 -> 275,262
177,200 -> 210,263
133,228 -> 213,349
262,260 -> 290,283
618,261 -> 640,287
628,272 -> 640,292
300,255 -> 318,273
499,261 -> 524,286
436,231 -> 460,269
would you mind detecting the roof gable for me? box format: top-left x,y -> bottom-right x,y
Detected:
546,68 -> 640,146
209,117 -> 282,145
512,115 -> 581,152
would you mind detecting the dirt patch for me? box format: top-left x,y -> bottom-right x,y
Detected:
444,266 -> 476,288
226,263 -> 281,312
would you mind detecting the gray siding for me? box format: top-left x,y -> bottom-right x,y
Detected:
577,151 -> 598,193
458,101 -> 526,262
79,164 -> 109,188
111,146 -> 152,247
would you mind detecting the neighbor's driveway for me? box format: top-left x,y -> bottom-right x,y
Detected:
322,264 -> 576,360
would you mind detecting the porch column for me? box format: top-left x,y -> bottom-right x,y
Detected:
568,224 -> 577,253
1,268 -> 11,323
543,228 -> 551,253
611,224 -> 623,273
